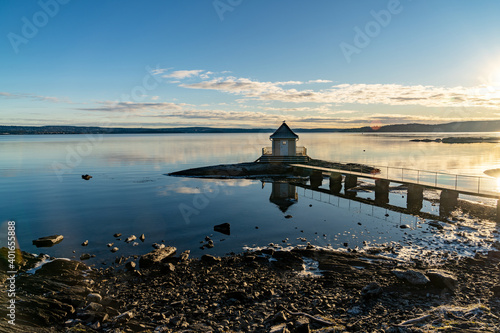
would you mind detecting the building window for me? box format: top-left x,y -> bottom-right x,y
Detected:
282,141 -> 287,145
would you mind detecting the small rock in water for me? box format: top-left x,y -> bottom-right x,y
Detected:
206,240 -> 215,248
400,224 -> 411,229
111,247 -> 119,253
132,242 -> 139,246
107,243 -> 114,247
82,174 -> 92,180
214,223 -> 231,235
113,233 -> 122,238
285,215 -> 293,219
125,235 -> 137,243
81,240 -> 88,246
152,243 -> 165,249
80,253 -> 91,260
139,234 -> 145,242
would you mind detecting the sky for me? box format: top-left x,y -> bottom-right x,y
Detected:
1,0 -> 500,129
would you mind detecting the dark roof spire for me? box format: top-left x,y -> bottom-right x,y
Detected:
270,121 -> 298,139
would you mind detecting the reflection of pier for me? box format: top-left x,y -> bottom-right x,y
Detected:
291,181 -> 445,222
291,163 -> 500,221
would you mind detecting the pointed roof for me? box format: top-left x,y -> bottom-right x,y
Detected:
270,121 -> 298,139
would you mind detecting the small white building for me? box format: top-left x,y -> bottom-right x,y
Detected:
259,121 -> 309,163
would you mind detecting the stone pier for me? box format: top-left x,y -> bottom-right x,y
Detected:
407,184 -> 424,213
345,175 -> 358,189
310,171 -> 323,188
439,189 -> 458,217
329,172 -> 342,194
375,179 -> 390,205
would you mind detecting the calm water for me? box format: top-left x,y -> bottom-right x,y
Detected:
1,132 -> 500,265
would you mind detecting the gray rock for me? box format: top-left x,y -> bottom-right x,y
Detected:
361,282 -> 382,297
81,240 -> 88,246
80,253 -> 91,261
201,254 -> 221,264
426,269 -> 458,291
214,223 -> 231,235
139,246 -> 177,268
125,261 -> 136,271
139,234 -> 145,242
125,235 -> 137,243
392,269 -> 430,285
111,247 -> 119,253
113,233 -> 122,237
87,293 -> 102,303
269,323 -> 289,333
32,235 -> 64,247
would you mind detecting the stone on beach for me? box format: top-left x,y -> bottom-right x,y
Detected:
32,235 -> 64,247
111,247 -> 119,253
113,233 -> 122,238
426,269 -> 458,291
392,269 -> 430,285
81,240 -> 88,246
139,246 -> 177,269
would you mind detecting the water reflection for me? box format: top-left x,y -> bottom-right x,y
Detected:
268,182 -> 298,212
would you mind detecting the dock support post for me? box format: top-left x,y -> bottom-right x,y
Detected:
439,189 -> 458,217
345,175 -> 357,189
310,171 -> 323,188
407,184 -> 424,213
329,172 -> 342,194
375,179 -> 390,204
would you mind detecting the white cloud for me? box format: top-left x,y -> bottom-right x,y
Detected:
151,96 -> 159,101
307,79 -> 333,83
0,92 -> 69,103
181,76 -> 500,108
79,101 -> 184,112
162,69 -> 205,79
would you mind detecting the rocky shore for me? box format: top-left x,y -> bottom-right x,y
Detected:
2,244 -> 500,332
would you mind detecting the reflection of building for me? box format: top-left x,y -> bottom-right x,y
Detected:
258,121 -> 309,163
269,182 -> 298,212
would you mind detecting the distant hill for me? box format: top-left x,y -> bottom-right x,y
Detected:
2,120 -> 500,135
338,120 -> 500,133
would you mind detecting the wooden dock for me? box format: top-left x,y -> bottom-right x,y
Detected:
290,164 -> 500,199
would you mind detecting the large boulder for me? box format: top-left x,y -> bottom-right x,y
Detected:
392,269 -> 430,285
32,235 -> 64,247
426,269 -> 458,291
139,246 -> 176,269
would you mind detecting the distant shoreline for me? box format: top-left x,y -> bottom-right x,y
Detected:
0,120 -> 500,135
2,119 -> 500,135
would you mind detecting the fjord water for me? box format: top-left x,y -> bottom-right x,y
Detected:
1,132 -> 500,264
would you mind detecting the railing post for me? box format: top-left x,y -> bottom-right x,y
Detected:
455,175 -> 458,190
401,168 -> 404,182
387,166 -> 389,179
478,177 -> 480,193
435,172 -> 437,187
417,170 -> 419,184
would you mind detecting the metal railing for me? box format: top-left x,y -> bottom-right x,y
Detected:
262,146 -> 308,156
296,146 -> 307,156
262,147 -> 272,155
339,162 -> 498,197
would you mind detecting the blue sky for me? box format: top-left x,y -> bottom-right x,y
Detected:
1,0 -> 500,128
